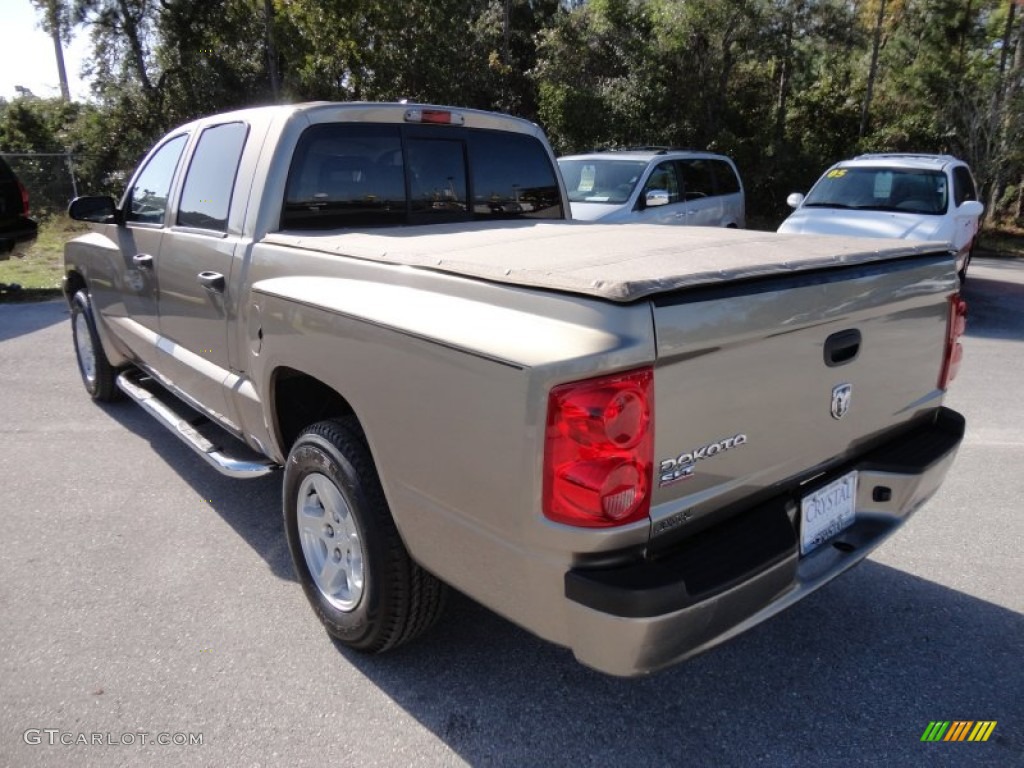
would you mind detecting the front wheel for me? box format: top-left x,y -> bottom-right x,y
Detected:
283,418 -> 447,652
70,289 -> 120,402
958,244 -> 974,283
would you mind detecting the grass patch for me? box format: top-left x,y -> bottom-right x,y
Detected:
0,216 -> 87,301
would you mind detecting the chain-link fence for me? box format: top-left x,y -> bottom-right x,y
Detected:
1,152 -> 84,219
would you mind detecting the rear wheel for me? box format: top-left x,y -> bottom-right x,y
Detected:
70,289 -> 120,402
283,417 -> 447,652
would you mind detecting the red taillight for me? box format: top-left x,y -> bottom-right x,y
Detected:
938,295 -> 967,390
403,108 -> 465,126
543,368 -> 654,527
18,180 -> 29,216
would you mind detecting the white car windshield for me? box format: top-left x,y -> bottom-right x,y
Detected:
803,167 -> 948,216
558,159 -> 648,204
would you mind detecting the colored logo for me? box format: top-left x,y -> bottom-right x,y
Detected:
920,721 -> 997,742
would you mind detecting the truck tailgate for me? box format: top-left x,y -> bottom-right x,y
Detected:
648,252 -> 954,540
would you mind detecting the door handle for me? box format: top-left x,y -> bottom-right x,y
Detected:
197,271 -> 226,293
133,253 -> 153,268
824,329 -> 861,367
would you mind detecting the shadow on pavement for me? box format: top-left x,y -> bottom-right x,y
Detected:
336,563 -> 1022,766
48,256 -> 1021,765
0,298 -> 67,342
961,274 -> 1024,342
99,398 -> 293,582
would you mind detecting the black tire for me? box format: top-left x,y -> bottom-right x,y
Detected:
958,245 -> 973,283
283,417 -> 447,652
70,289 -> 120,402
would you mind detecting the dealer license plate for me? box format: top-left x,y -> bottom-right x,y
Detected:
800,471 -> 858,556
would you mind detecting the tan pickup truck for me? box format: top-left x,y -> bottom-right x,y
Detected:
63,102 -> 967,676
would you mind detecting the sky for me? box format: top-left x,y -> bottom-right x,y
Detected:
0,0 -> 92,102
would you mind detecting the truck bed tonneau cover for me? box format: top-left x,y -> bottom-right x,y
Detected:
263,222 -> 947,302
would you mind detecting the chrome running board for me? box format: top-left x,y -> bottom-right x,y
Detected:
116,370 -> 278,479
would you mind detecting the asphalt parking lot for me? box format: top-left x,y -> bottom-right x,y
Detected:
1,257 -> 1022,767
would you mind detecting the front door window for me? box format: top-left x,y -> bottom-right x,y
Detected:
125,135 -> 187,225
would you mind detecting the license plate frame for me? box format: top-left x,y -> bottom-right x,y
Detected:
799,470 -> 858,556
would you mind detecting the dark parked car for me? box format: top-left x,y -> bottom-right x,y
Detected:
0,156 -> 38,260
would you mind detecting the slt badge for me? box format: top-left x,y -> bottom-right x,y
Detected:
831,383 -> 852,420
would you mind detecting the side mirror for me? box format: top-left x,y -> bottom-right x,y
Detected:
786,193 -> 805,209
644,189 -> 670,208
68,196 -> 121,224
958,200 -> 984,218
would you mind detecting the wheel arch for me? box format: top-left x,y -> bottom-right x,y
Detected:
271,366 -> 360,456
63,269 -> 86,305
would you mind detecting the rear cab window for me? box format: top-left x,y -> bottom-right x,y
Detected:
281,124 -> 562,230
407,136 -> 468,222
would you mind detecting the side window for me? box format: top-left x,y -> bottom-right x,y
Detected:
282,124 -> 405,230
406,138 -> 468,216
678,159 -> 716,200
177,122 -> 248,231
642,162 -> 680,203
468,131 -> 563,219
953,167 -> 976,207
711,160 -> 741,195
125,135 -> 187,224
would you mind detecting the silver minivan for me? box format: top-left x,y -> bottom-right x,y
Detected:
557,148 -> 745,228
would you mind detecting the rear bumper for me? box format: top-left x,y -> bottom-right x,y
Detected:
563,407 -> 965,676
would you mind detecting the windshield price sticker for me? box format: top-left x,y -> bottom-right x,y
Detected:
800,471 -> 857,555
578,164 -> 596,193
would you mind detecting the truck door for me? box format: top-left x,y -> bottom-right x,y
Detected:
107,134 -> 188,369
155,121 -> 249,428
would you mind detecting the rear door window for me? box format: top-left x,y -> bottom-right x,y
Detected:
177,122 -> 248,232
711,160 -> 741,194
678,159 -> 717,200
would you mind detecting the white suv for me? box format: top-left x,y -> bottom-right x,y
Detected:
778,154 -> 983,280
557,149 -> 745,228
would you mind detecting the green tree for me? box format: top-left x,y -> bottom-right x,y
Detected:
534,0 -> 658,152
10,0 -> 1021,226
